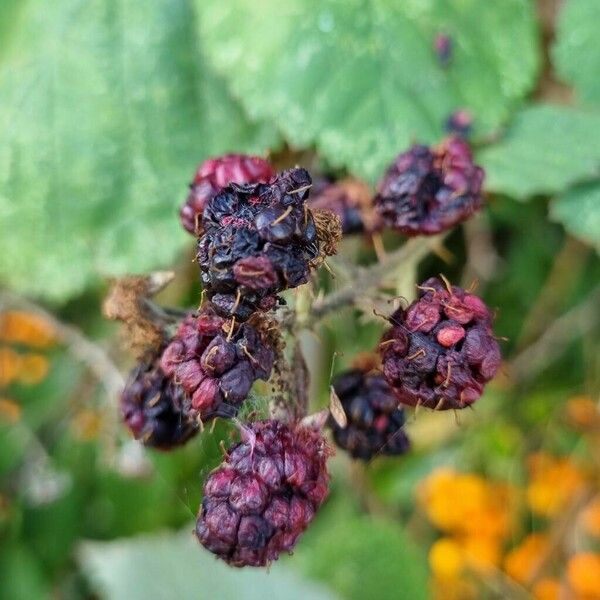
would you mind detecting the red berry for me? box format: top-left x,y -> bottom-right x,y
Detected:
375,137 -> 484,235
180,154 -> 273,235
160,305 -> 275,421
196,420 -> 331,567
379,277 -> 501,410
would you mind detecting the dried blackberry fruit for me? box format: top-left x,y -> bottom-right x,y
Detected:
329,369 -> 410,460
120,351 -> 197,449
309,179 -> 376,235
374,137 -> 484,235
160,305 -> 275,421
196,420 -> 330,567
180,154 -> 273,235
197,168 -> 323,319
379,277 -> 501,410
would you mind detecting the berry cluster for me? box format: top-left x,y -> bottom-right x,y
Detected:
197,167 -> 321,319
329,369 -> 410,460
379,277 -> 501,410
120,351 -> 198,449
375,137 -> 484,236
196,420 -> 330,567
180,154 -> 273,235
160,306 -> 275,421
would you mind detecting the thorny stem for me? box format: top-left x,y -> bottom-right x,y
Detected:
309,234 -> 447,323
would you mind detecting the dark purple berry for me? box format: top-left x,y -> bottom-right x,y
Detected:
329,369 -> 410,460
180,154 -> 274,235
374,137 -> 485,236
197,168 -> 322,319
379,277 -> 501,410
196,420 -> 331,567
160,305 -> 275,421
120,351 -> 197,449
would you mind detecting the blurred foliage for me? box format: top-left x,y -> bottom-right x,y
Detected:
0,0 -> 599,599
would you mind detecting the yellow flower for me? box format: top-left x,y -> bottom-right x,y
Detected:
565,395 -> 600,430
532,578 -> 561,600
418,468 -> 514,540
0,397 -> 21,424
503,533 -> 549,585
458,535 -> 502,572
429,537 -> 465,580
567,553 -> 600,599
17,353 -> 49,385
526,453 -> 587,517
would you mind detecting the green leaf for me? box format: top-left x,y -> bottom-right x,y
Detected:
553,0 -> 600,106
478,104 -> 600,199
79,530 -> 339,600
195,0 -> 540,181
0,0 -> 278,301
292,492 -> 429,600
550,183 -> 600,251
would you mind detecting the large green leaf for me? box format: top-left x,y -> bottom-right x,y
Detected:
550,183 -> 600,251
553,0 -> 600,106
0,0 -> 278,301
79,530 -> 339,600
477,104 -> 600,199
195,0 -> 540,181
292,493 -> 429,600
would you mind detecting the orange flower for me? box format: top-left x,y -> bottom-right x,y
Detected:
0,311 -> 56,348
583,498 -> 600,538
532,578 -> 561,600
0,346 -> 21,386
565,395 -> 600,430
503,533 -> 549,585
458,535 -> 502,572
418,468 -> 514,539
567,553 -> 600,598
526,453 -> 587,517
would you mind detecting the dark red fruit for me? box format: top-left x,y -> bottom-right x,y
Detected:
120,351 -> 197,449
180,154 -> 273,235
160,305 -> 275,421
329,369 -> 410,460
379,277 -> 501,410
196,420 -> 330,567
374,137 -> 484,235
197,168 -> 320,319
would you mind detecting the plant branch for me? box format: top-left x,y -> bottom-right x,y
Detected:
0,290 -> 124,399
509,285 -> 600,384
309,234 -> 446,322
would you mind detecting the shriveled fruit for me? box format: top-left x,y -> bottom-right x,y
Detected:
196,420 -> 331,567
375,137 -> 484,235
329,369 -> 410,460
180,154 -> 273,235
160,305 -> 275,421
121,351 -> 197,449
379,277 -> 501,410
